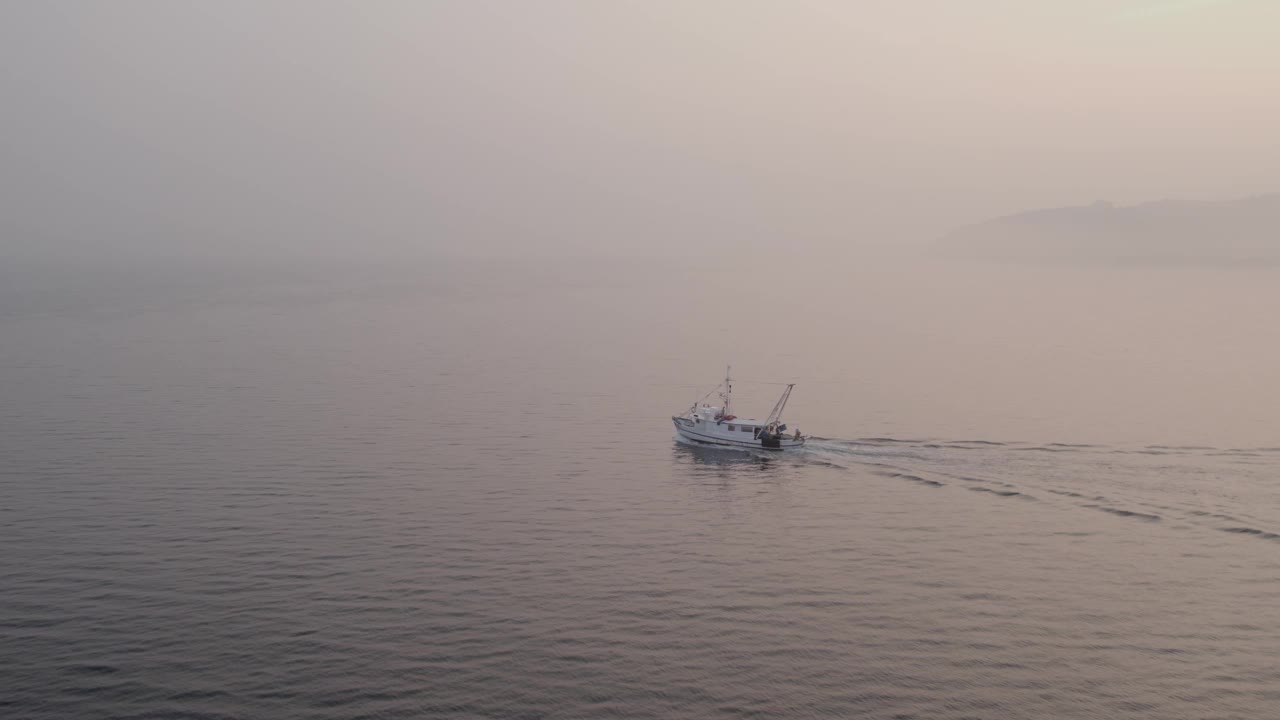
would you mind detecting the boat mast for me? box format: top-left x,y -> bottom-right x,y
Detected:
721,364 -> 732,416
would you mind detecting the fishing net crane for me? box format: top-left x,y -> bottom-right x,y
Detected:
764,383 -> 795,427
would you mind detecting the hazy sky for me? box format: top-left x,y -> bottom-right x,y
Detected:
2,1 -> 1277,262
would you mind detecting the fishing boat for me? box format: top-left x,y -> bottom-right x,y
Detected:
672,367 -> 805,450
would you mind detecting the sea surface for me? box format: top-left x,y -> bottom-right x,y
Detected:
3,256 -> 1280,719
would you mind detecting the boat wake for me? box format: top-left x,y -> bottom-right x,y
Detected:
788,435 -> 1280,547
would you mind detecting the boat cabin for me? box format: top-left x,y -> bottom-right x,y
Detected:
689,405 -> 772,437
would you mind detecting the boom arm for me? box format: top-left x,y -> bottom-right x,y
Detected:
764,384 -> 794,426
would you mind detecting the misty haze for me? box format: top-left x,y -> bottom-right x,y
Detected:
4,2 -> 1280,719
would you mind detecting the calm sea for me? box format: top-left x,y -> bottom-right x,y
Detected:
3,256 -> 1280,719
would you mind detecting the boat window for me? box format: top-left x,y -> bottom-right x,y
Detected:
727,425 -> 736,431
743,426 -> 754,433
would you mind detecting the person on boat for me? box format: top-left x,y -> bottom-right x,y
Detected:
793,428 -> 802,441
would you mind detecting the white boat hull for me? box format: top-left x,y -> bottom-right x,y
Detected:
673,417 -> 805,450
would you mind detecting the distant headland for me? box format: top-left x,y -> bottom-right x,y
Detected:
939,194 -> 1280,265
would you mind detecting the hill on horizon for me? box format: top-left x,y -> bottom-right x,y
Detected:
939,194 -> 1280,265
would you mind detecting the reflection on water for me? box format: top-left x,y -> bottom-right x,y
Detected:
673,440 -> 787,471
